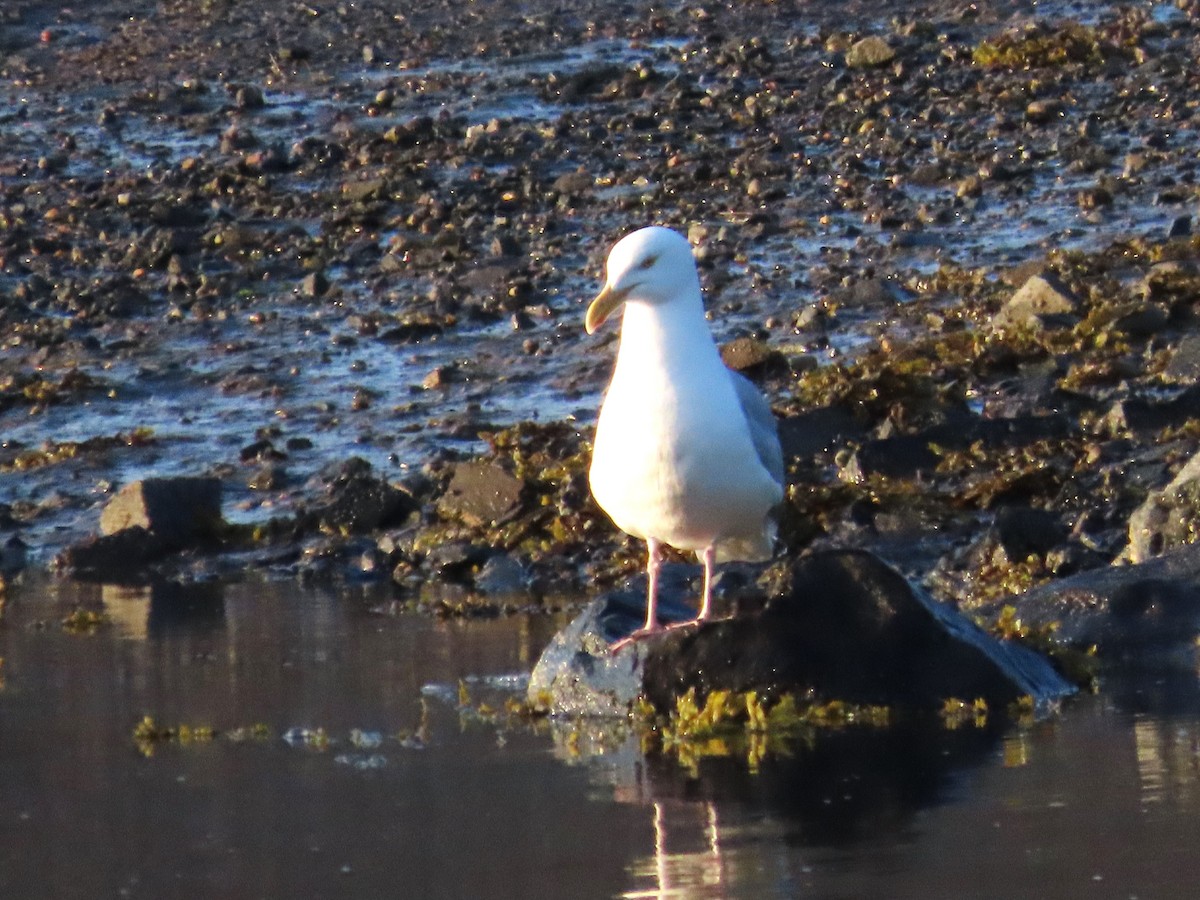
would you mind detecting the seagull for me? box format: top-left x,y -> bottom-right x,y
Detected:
585,226 -> 785,647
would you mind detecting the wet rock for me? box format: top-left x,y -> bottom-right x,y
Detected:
300,270 -> 329,297
1124,451 -> 1200,564
247,462 -> 287,490
993,272 -> 1079,331
474,553 -> 531,595
838,436 -> 939,481
302,458 -> 418,534
528,566 -> 698,716
984,542 -> 1200,666
551,170 -> 593,198
530,551 -> 1073,716
845,36 -> 896,69
1162,334 -> 1200,384
58,527 -> 172,577
830,277 -> 909,308
424,540 -> 488,579
1103,386 -> 1200,436
1111,303 -> 1168,337
99,477 -> 224,547
777,406 -> 867,460
719,336 -> 785,374
436,460 -> 524,528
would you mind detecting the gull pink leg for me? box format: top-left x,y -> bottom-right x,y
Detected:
610,538 -> 664,650
642,537 -> 662,632
696,544 -> 716,622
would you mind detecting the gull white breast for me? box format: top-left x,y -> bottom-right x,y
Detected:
585,226 -> 784,645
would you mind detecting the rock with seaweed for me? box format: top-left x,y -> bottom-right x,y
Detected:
979,541 -> 1200,667
530,550 -> 1074,717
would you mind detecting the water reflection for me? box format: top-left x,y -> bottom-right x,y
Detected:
101,582 -> 226,641
4,575 -> 1200,898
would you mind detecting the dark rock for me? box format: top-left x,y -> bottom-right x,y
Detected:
830,277 -> 909,307
58,527 -> 171,576
551,170 -> 593,197
530,551 -> 1074,716
489,234 -> 522,258
99,478 -> 224,547
247,462 -> 287,490
1111,304 -> 1168,337
993,506 -> 1067,559
840,435 -> 940,480
777,406 -> 867,460
474,553 -> 531,595
1162,334 -> 1200,384
436,460 -> 524,528
549,64 -> 624,102
984,542 -> 1200,665
1104,386 -> 1200,436
425,540 -> 489,579
300,270 -> 329,297
240,439 -> 285,462
719,336 -> 785,374
1124,451 -> 1200,564
302,459 -> 418,534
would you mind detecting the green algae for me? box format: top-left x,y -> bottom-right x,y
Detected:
1,428 -> 156,473
972,22 -> 1110,70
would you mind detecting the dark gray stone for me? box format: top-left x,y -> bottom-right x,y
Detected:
1163,333 -> 1200,385
719,336 -> 785,375
303,458 -> 418,534
437,460 -> 524,527
1124,451 -> 1200,564
985,542 -> 1200,665
58,526 -> 171,576
530,551 -> 1074,716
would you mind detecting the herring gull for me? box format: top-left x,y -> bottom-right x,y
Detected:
585,226 -> 785,646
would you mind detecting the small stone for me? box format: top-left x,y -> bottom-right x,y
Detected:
423,366 -> 454,389
993,272 -> 1079,331
474,554 -> 530,595
1163,334 -> 1200,384
437,461 -> 524,528
300,271 -> 329,297
248,462 -> 287,491
719,336 -> 783,373
845,35 -> 896,69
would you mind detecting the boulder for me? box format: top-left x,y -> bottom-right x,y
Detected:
529,550 -> 1074,716
99,477 -> 223,546
302,457 -> 419,534
436,460 -> 524,528
983,541 -> 1200,665
58,527 -> 172,577
1163,333 -> 1200,384
1124,451 -> 1200,564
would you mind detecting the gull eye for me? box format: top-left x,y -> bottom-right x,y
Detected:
637,255 -> 658,270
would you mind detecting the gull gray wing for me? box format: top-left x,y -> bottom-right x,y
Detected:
729,370 -> 785,487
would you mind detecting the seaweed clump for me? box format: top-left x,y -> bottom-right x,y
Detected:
972,22 -> 1112,69
645,688 -> 890,774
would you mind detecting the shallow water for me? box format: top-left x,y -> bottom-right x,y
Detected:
2,576 -> 1200,899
